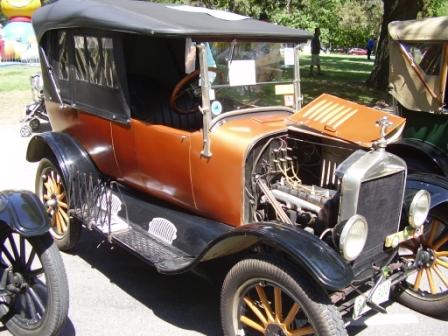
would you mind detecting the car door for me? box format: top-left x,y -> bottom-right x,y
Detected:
112,121 -> 195,210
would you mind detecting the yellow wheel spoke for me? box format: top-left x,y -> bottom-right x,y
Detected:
433,233 -> 448,251
56,212 -> 66,234
53,211 -> 62,234
43,194 -> 50,201
255,285 -> 275,322
243,297 -> 268,327
290,325 -> 314,336
59,211 -> 68,233
436,251 -> 448,257
44,181 -> 53,194
436,258 -> 448,269
413,269 -> 423,290
433,265 -> 448,289
425,268 -> 437,294
57,192 -> 66,200
274,287 -> 282,323
58,201 -> 69,209
426,220 -> 440,246
240,315 -> 265,334
283,303 -> 300,328
58,209 -> 69,223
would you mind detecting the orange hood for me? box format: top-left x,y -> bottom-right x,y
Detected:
287,94 -> 406,148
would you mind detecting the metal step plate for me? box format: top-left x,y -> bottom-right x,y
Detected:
113,228 -> 193,272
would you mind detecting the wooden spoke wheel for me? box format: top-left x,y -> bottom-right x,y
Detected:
0,231 -> 68,336
42,169 -> 68,238
221,256 -> 346,336
238,282 -> 315,336
397,208 -> 448,316
36,159 -> 81,251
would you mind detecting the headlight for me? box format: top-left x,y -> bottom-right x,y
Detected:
408,190 -> 430,228
333,215 -> 368,261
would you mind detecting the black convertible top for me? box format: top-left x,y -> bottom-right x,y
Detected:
32,0 -> 312,42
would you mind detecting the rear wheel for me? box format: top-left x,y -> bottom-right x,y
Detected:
221,255 -> 346,336
397,207 -> 448,316
0,231 -> 69,336
36,158 -> 81,251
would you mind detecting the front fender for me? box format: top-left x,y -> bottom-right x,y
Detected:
26,132 -> 100,183
388,139 -> 448,177
0,191 -> 50,236
201,223 -> 353,291
407,173 -> 448,210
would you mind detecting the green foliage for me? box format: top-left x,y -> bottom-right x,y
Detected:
149,0 -> 385,49
423,0 -> 448,16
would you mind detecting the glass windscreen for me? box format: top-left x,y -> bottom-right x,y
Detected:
206,42 -> 296,117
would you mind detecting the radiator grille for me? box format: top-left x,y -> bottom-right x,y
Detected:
351,171 -> 405,279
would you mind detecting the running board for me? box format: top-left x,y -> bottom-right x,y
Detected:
112,228 -> 194,273
67,171 -> 231,273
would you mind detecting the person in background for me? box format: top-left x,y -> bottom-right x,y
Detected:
310,27 -> 323,75
366,37 -> 376,60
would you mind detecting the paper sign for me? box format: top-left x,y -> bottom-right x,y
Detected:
284,48 -> 295,66
284,95 -> 294,107
229,60 -> 256,86
275,84 -> 294,95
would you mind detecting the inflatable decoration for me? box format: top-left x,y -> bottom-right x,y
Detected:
0,0 -> 41,62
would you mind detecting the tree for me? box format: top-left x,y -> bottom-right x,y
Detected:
366,0 -> 424,90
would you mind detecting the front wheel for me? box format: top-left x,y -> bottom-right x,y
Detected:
36,158 -> 81,251
0,231 -> 69,336
221,255 -> 346,336
397,207 -> 448,316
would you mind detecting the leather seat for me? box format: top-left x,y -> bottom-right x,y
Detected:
128,77 -> 203,131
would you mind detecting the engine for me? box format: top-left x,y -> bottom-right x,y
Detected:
246,131 -> 410,279
247,133 -> 353,237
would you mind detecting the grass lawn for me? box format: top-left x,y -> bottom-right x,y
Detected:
299,54 -> 386,106
0,56 -> 385,106
0,64 -> 40,92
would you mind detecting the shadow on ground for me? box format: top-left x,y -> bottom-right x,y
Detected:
66,228 -> 221,336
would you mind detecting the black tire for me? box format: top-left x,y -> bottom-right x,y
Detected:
221,255 -> 347,336
29,119 -> 41,131
1,231 -> 69,336
396,207 -> 448,316
36,158 -> 81,251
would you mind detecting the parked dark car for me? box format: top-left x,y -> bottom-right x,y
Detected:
25,1 -> 448,335
0,190 -> 68,336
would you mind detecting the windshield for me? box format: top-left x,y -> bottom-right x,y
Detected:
205,41 -> 296,118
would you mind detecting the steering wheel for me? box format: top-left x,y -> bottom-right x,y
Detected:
170,68 -> 221,114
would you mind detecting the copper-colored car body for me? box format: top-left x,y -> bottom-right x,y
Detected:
47,93 -> 404,227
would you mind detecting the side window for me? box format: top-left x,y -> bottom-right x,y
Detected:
87,36 -> 103,85
55,31 -> 69,81
403,43 -> 442,76
74,34 -> 118,89
74,35 -> 88,81
102,38 -> 118,88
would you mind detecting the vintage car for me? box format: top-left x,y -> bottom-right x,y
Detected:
388,16 -> 448,175
0,190 -> 68,336
26,0 -> 448,335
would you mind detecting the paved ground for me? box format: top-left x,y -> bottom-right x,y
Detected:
0,90 -> 447,335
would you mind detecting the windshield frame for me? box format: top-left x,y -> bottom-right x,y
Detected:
197,41 -> 302,118
196,41 -> 302,158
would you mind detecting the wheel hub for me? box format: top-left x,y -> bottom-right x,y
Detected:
11,272 -> 28,292
46,197 -> 58,210
415,247 -> 436,268
265,323 -> 287,336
